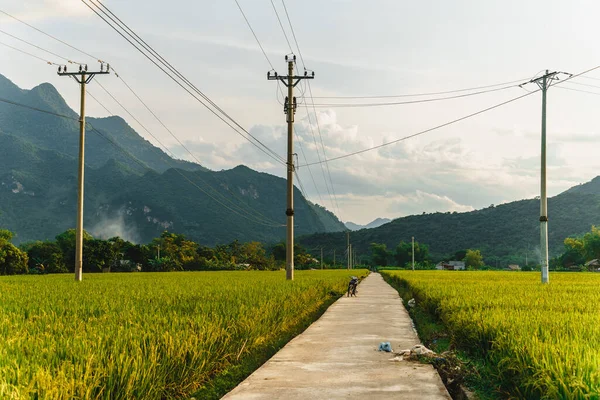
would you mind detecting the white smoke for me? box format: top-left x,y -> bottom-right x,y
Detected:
90,213 -> 140,244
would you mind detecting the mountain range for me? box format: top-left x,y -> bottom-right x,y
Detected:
0,73 -> 346,245
345,218 -> 391,231
300,183 -> 600,265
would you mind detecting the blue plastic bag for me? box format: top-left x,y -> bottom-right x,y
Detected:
378,342 -> 392,352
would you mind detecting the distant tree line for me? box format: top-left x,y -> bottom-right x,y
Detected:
0,228 -> 326,275
555,225 -> 600,271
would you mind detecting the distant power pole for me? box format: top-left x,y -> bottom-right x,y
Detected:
320,247 -> 323,270
412,236 -> 415,271
333,249 -> 336,266
529,70 -> 564,284
268,55 -> 314,281
347,231 -> 350,270
58,63 -> 110,281
349,244 -> 353,269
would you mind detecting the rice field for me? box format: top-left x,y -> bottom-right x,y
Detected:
382,271 -> 600,399
0,270 -> 365,399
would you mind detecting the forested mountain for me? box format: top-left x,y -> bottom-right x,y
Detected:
0,74 -> 345,244
299,188 -> 600,265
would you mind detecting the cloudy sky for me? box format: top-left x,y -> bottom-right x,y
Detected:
1,0 -> 600,224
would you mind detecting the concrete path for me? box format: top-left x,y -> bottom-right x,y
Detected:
222,273 -> 450,399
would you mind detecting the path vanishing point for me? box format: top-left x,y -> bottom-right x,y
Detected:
223,272 -> 450,399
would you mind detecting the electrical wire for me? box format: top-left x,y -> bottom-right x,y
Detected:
112,73 -> 285,225
0,28 -> 83,65
232,0 -> 274,70
1,24 -> 285,227
0,40 -> 60,65
0,8 -> 102,62
281,0 -> 342,216
0,96 -> 151,171
299,90 -> 540,167
310,78 -> 528,99
94,80 -> 284,226
86,89 -> 114,115
554,86 -> 600,96
563,81 -> 600,91
82,0 -> 286,166
234,0 -> 325,205
308,84 -> 520,107
270,0 -> 293,53
1,93 -> 284,227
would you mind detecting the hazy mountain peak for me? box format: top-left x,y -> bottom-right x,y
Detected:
345,217 -> 392,231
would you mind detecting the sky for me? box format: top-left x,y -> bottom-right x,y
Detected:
1,0 -> 600,225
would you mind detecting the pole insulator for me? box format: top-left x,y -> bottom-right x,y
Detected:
286,208 -> 294,216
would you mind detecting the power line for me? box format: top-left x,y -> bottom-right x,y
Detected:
233,0 -> 274,70
554,86 -> 600,96
0,40 -> 60,65
82,0 -> 286,166
307,84 -> 520,107
86,88 -> 113,115
301,65 -> 600,167
0,28 -> 83,65
233,0 -> 325,205
2,22 -> 285,227
112,72 -> 286,225
94,80 -> 283,226
563,80 -> 600,91
310,78 -> 528,99
270,0 -> 293,53
280,0 -> 342,216
0,96 -> 151,171
1,93 -> 284,228
0,8 -> 102,62
300,90 -> 540,166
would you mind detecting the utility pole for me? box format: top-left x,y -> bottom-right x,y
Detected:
346,231 -> 350,270
529,70 -> 563,284
58,63 -> 109,281
157,244 -> 160,259
320,247 -> 323,270
412,236 -> 415,271
268,55 -> 314,280
349,244 -> 353,269
333,249 -> 336,267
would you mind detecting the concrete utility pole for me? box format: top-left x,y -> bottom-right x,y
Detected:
349,244 -> 353,269
320,247 -> 323,270
58,63 -> 109,281
412,236 -> 415,271
530,70 -> 561,284
268,55 -> 314,280
347,231 -> 350,270
333,249 -> 336,267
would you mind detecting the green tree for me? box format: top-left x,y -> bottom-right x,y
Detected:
394,240 -> 430,267
149,231 -> 197,271
583,226 -> 600,261
55,229 -> 93,271
0,229 -> 14,242
560,237 -> 586,267
23,241 -> 66,273
239,241 -> 275,270
370,243 -> 389,266
0,230 -> 29,275
464,249 -> 484,270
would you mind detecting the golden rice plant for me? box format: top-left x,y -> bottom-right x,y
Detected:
0,270 -> 364,399
383,271 -> 600,399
